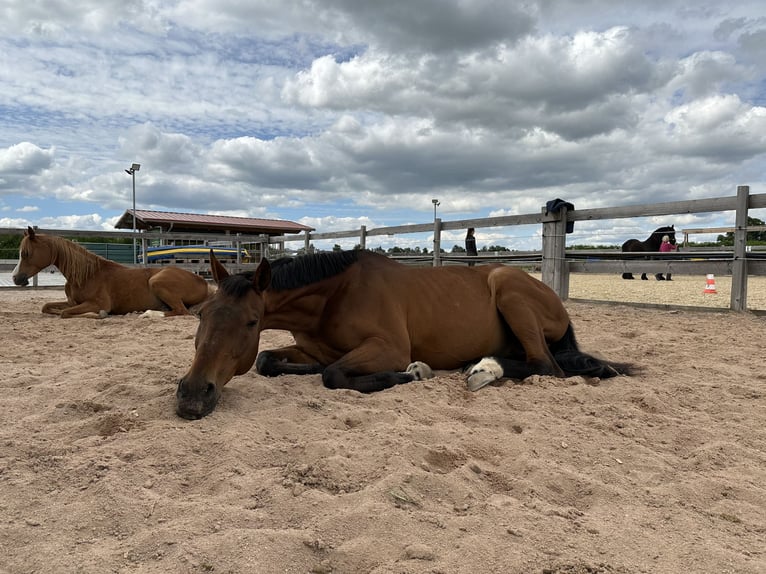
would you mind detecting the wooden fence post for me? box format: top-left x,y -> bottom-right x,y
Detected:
433,218 -> 442,267
359,225 -> 367,250
541,205 -> 569,299
141,237 -> 148,267
258,234 -> 268,262
730,185 -> 749,311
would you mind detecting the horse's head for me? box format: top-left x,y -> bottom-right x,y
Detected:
176,252 -> 272,419
661,225 -> 677,245
12,227 -> 53,286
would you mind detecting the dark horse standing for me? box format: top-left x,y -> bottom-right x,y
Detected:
177,250 -> 634,419
621,225 -> 677,281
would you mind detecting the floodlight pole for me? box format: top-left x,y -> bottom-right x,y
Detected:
432,198 -> 440,220
125,163 -> 141,264
431,198 -> 441,266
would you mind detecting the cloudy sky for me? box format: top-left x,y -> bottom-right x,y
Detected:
1,0 -> 765,250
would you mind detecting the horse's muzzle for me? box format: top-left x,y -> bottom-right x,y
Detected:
175,378 -> 220,420
12,273 -> 29,286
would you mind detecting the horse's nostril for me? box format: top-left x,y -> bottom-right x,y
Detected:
205,383 -> 216,397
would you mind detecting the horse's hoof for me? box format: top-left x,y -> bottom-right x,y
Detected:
140,310 -> 165,319
406,361 -> 433,380
467,371 -> 496,391
466,358 -> 504,391
98,310 -> 109,319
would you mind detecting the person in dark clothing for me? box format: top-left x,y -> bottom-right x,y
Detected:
465,228 -> 478,266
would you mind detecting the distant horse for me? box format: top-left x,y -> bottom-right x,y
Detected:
176,250 -> 634,419
12,227 -> 211,318
621,225 -> 677,281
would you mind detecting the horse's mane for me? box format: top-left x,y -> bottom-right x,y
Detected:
37,234 -> 109,286
218,250 -> 365,297
269,250 -> 363,291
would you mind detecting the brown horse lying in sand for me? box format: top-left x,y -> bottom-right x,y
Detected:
12,227 -> 211,318
176,250 -> 632,419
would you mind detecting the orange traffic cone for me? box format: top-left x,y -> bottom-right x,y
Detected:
703,274 -> 717,294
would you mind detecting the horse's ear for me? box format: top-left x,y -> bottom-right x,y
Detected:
209,250 -> 230,285
253,258 -> 272,293
26,226 -> 36,240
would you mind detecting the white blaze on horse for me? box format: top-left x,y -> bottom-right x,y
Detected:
12,227 -> 211,319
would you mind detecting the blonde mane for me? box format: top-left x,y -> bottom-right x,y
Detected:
39,235 -> 111,286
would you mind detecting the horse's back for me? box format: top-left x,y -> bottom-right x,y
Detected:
622,238 -> 643,252
150,265 -> 208,288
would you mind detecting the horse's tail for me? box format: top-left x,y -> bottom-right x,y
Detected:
550,324 -> 635,379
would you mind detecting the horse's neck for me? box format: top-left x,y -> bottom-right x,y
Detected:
262,289 -> 327,332
51,240 -> 105,283
645,235 -> 661,249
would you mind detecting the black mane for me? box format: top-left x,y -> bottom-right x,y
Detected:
269,250 -> 362,291
218,250 -> 364,297
652,226 -> 675,236
647,226 -> 676,246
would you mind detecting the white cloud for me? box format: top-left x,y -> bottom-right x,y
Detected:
662,95 -> 766,159
0,142 -> 54,174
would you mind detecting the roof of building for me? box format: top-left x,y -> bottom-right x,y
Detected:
114,209 -> 313,235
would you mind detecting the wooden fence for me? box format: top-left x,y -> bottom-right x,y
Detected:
261,185 -> 766,311
2,186 -> 765,311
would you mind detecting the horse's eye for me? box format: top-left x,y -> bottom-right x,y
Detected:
246,319 -> 258,328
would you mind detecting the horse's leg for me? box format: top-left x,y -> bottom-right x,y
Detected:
255,346 -> 324,376
641,273 -> 648,280
162,306 -> 191,317
41,301 -> 71,315
57,301 -> 110,319
256,342 -> 430,392
465,355 -> 564,391
468,282 -> 565,391
322,338 -> 427,393
148,281 -> 192,316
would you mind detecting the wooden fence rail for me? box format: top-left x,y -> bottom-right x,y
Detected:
2,186 -> 765,311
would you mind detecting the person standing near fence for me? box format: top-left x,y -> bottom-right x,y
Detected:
465,228 -> 478,266
656,234 -> 676,281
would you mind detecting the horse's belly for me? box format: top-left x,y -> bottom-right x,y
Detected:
409,318 -> 507,370
110,291 -> 163,314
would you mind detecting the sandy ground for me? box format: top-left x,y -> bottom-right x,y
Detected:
1,278 -> 765,574
567,273 -> 766,311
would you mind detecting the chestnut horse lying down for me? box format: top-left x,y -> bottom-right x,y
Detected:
177,250 -> 633,419
12,227 -> 210,318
